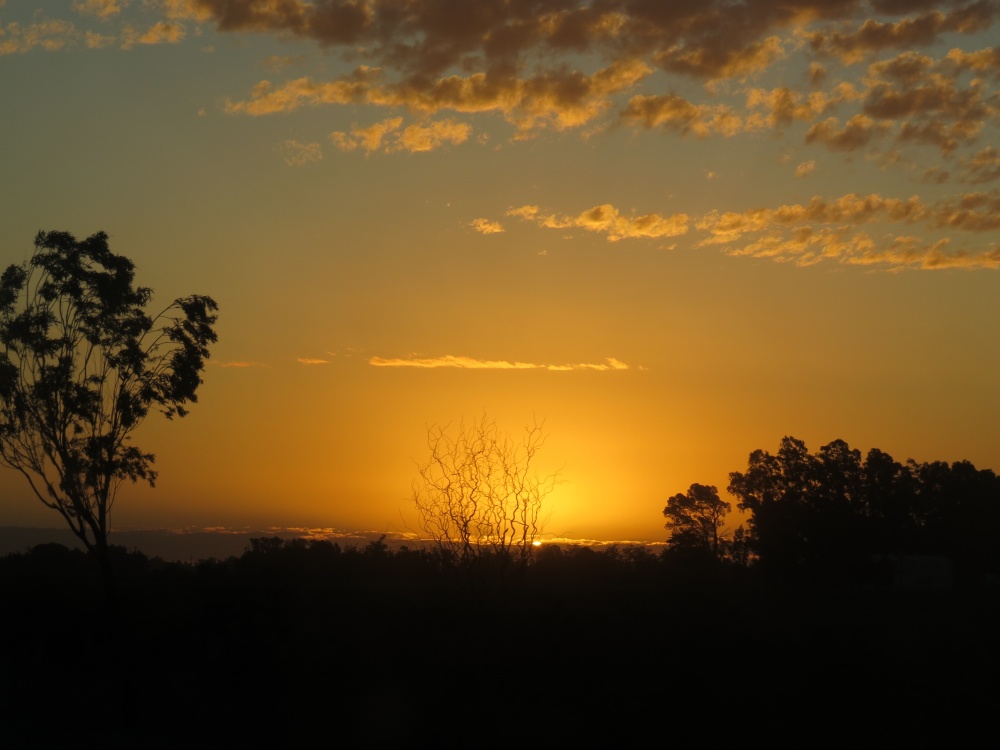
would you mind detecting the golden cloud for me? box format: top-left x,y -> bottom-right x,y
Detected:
73,0 -> 124,20
0,19 -> 76,55
470,218 -> 504,234
503,188 -> 1000,271
509,203 -> 689,242
369,355 -> 632,371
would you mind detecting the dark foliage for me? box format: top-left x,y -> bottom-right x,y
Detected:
1,537 -> 996,747
729,437 -> 1000,585
0,231 -> 217,599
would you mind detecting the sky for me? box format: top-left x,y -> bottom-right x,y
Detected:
1,0 -> 999,547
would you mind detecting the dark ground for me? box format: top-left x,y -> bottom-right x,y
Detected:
1,543 -> 996,748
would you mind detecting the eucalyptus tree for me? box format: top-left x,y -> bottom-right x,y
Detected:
663,483 -> 732,558
0,230 -> 218,598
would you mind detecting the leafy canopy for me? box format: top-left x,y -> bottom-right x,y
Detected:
0,230 -> 218,551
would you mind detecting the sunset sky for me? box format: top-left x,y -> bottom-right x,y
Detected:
2,0 -> 999,546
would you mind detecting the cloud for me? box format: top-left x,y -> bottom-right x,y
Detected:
806,3 -> 999,63
224,70 -> 376,115
85,31 -> 116,49
331,117 -> 403,153
330,116 -> 471,153
398,119 -> 472,152
0,19 -> 76,55
506,189 -> 1000,270
507,204 -> 689,242
297,358 -> 329,365
744,84 -> 859,129
621,93 -> 742,137
796,160 -> 817,177
73,0 -> 125,20
218,361 -> 261,368
230,59 -> 651,136
960,146 -> 1000,183
197,0 -> 997,164
846,47 -> 999,155
281,139 -> 322,166
470,218 -> 504,234
656,34 -> 786,80
121,22 -> 186,49
369,355 -> 632,371
699,190 -> 1000,268
805,114 -> 894,151
262,54 -> 302,70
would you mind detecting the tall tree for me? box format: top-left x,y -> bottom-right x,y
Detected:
0,230 -> 218,598
663,483 -> 732,558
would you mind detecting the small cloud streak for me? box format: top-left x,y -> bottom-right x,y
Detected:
370,355 -> 633,371
218,361 -> 261,368
470,218 -> 504,234
297,358 -> 329,365
282,139 -> 322,166
796,160 -> 816,177
330,117 -> 471,154
73,0 -> 124,20
507,204 -> 689,242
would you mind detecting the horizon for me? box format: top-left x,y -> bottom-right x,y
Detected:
2,1 -> 999,545
0,525 -> 665,564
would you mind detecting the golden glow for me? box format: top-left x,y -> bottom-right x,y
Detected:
1,1 -> 998,545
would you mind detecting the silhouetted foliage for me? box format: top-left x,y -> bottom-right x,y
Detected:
664,482 -> 732,558
728,436 -> 1000,585
0,230 -> 218,599
1,532 -> 997,746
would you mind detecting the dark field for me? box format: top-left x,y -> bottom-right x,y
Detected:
2,540 -> 997,748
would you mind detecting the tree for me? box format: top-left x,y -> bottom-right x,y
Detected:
411,413 -> 558,569
663,483 -> 731,558
0,230 -> 218,598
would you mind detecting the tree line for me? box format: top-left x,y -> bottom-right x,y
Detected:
666,436 -> 1000,586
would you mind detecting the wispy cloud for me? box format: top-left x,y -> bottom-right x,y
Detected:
330,116 -> 471,154
796,160 -> 816,177
501,191 -> 1000,270
370,355 -> 633,371
281,139 -> 322,166
297,358 -> 329,365
73,0 -> 124,20
507,204 -> 689,242
218,361 -> 262,368
0,19 -> 76,55
470,218 -> 504,234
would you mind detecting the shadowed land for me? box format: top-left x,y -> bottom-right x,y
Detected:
1,537 -> 997,748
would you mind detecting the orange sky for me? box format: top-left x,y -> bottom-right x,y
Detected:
2,0 -> 999,545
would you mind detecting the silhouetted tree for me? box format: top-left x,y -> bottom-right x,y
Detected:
663,483 -> 731,558
0,230 -> 218,599
412,413 -> 559,568
728,436 -> 1000,584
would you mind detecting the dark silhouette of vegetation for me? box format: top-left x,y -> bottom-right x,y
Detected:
663,482 -> 732,558
728,436 -> 1000,586
412,413 -> 558,573
0,532 -> 995,746
0,230 -> 218,600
